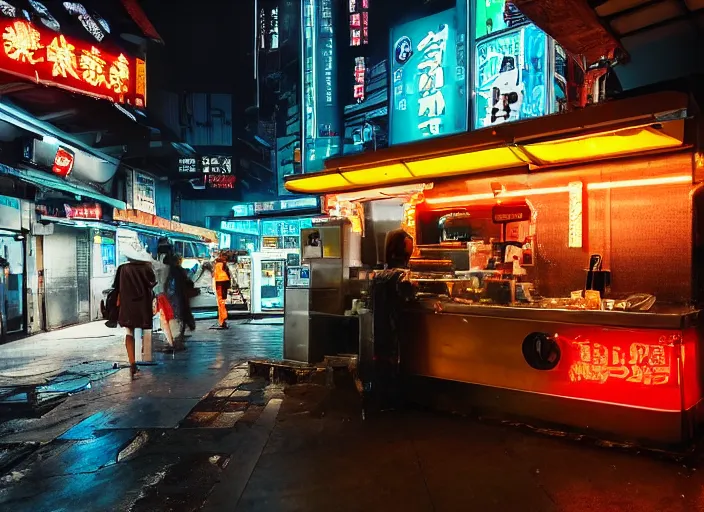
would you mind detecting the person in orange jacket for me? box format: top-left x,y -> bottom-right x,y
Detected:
212,252 -> 232,328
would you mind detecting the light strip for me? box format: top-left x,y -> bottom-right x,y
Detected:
425,175 -> 693,206
586,175 -> 691,190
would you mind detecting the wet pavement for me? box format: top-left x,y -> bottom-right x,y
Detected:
4,319 -> 704,511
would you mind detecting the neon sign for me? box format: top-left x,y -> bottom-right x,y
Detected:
416,25 -> 448,137
349,0 -> 368,46
390,9 -> 464,145
568,338 -> 675,386
0,20 -> 146,106
353,57 -> 365,101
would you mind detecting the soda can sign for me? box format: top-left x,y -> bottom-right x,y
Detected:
53,147 -> 75,177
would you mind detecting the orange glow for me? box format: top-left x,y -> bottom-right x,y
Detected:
425,175 -> 693,206
0,20 -> 144,106
586,174 -> 691,190
47,35 -> 79,79
3,21 -> 43,64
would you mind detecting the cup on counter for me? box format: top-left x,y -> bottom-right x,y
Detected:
603,299 -> 615,311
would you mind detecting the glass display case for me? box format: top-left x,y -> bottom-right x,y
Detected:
260,260 -> 285,310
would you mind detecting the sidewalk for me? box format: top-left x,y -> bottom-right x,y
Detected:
4,323 -> 704,511
0,318 -> 283,445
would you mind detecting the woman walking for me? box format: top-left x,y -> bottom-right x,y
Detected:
212,252 -> 232,329
114,241 -> 157,379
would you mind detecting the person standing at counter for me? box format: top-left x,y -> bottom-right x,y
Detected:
385,228 -> 414,269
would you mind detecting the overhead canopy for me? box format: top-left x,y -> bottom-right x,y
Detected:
0,163 -> 126,210
285,91 -> 689,195
512,0 -> 704,65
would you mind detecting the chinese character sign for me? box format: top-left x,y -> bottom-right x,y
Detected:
0,20 -> 145,106
568,337 -> 676,387
390,9 -> 466,145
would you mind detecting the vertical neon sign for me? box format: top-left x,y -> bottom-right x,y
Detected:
390,9 -> 464,145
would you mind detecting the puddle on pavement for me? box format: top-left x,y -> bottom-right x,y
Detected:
0,362 -> 119,420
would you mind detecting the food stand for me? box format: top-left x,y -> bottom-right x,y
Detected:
284,88 -> 704,446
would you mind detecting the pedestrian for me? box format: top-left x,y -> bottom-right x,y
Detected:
155,239 -> 177,349
113,240 -> 157,379
167,253 -> 197,344
212,251 -> 232,329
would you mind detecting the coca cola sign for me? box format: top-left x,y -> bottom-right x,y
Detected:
53,147 -> 75,177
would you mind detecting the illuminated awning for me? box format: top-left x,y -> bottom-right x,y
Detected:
285,91 -> 689,195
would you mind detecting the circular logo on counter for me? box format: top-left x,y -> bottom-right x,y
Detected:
394,36 -> 413,64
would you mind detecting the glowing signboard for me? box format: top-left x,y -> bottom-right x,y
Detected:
353,57 -> 365,101
0,19 -> 145,106
390,9 -> 466,145
349,0 -> 368,46
206,175 -> 236,189
569,339 -> 673,386
178,157 -> 197,173
474,24 -> 547,129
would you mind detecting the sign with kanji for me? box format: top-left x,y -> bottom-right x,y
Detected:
0,20 -> 146,106
568,337 -> 676,387
201,156 -> 232,174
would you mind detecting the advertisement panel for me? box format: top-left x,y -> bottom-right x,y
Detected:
0,19 -> 146,106
474,24 -> 547,129
390,9 -> 467,145
133,172 -> 156,215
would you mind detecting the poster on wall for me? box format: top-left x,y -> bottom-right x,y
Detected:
133,172 -> 156,214
474,24 -> 547,129
389,9 -> 467,145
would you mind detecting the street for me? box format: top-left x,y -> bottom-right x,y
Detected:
0,320 -> 703,511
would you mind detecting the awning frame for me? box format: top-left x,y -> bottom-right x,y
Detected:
285,91 -> 692,195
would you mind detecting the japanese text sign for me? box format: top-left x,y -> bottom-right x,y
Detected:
390,9 -> 466,145
0,20 -> 146,106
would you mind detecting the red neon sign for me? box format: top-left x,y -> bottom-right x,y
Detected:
64,203 -> 102,220
52,147 -> 74,177
0,20 -> 146,106
353,57 -> 365,102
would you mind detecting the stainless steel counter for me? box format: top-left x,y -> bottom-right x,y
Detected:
406,299 -> 701,330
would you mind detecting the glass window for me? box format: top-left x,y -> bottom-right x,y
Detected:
194,243 -> 210,259
183,243 -> 196,259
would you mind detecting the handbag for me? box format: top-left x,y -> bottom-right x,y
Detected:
102,288 -> 119,328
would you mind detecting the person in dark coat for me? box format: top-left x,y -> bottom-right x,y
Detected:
114,243 -> 157,378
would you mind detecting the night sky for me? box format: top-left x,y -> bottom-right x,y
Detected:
141,0 -> 255,102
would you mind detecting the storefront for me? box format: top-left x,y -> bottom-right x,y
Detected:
0,194 -> 28,337
112,208 -> 219,311
285,87 -> 702,446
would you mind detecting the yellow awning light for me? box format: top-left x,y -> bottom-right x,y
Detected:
284,120 -> 686,194
341,163 -> 411,186
283,171 -> 350,194
405,146 -> 526,177
521,124 -> 684,165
